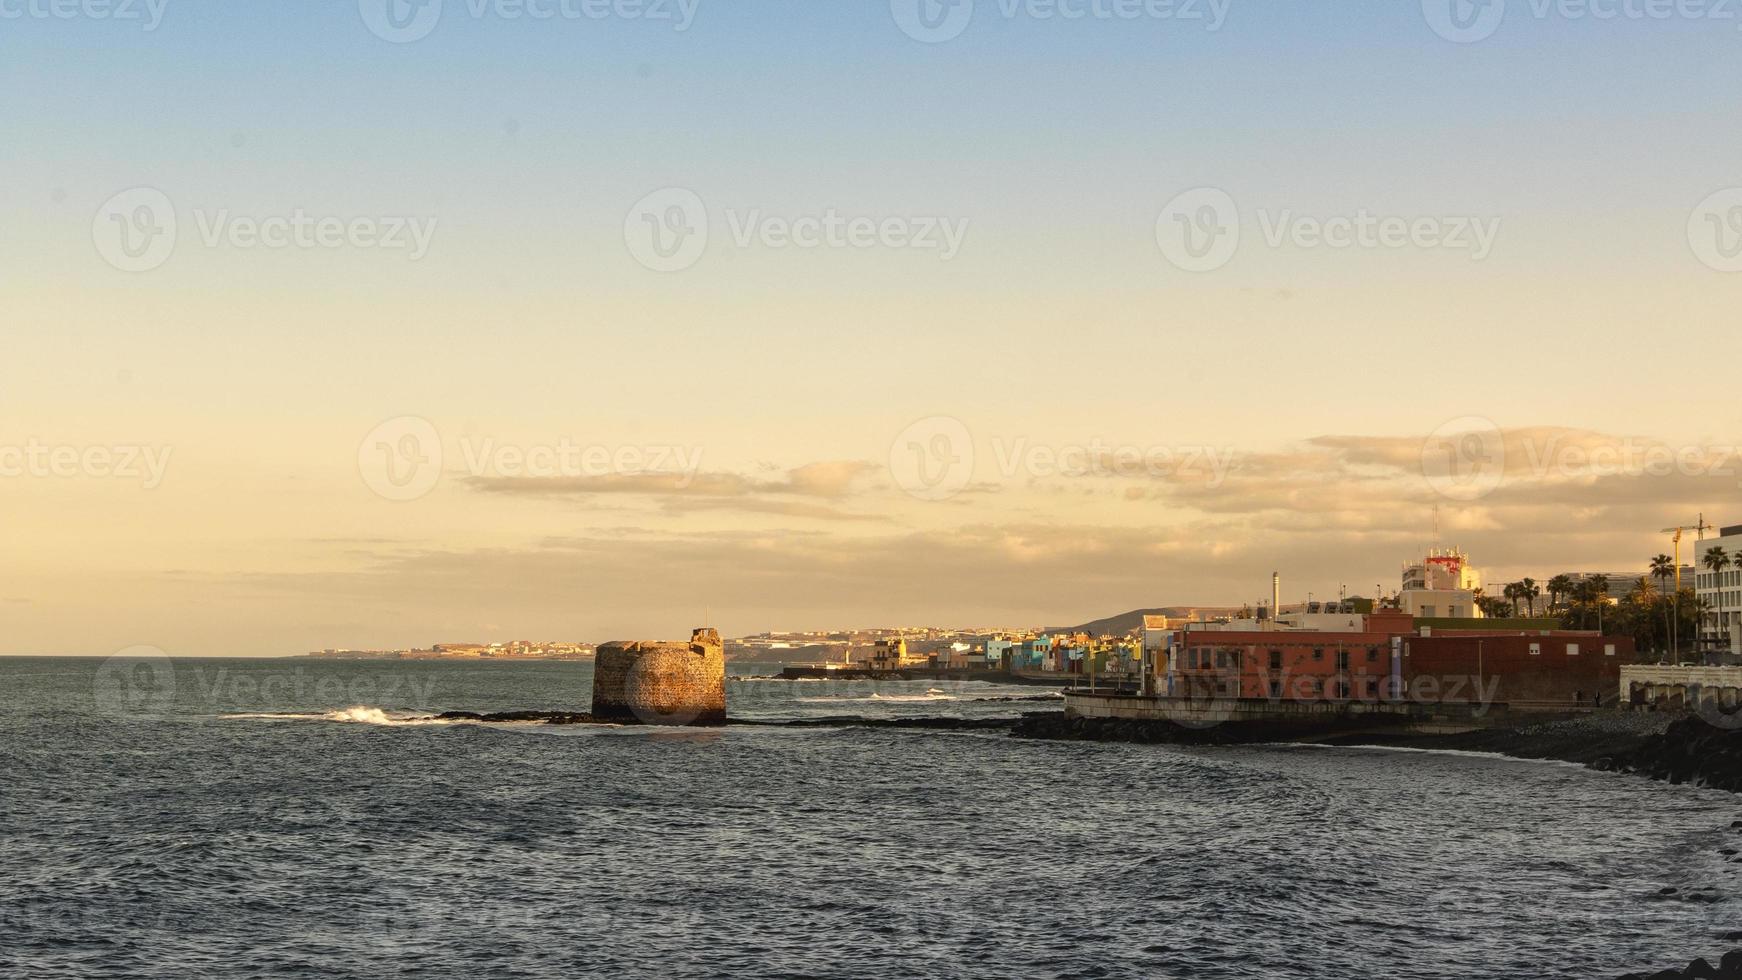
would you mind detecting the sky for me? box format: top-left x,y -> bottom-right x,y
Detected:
4,0 -> 1741,655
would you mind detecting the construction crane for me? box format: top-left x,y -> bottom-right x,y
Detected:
1660,513 -> 1714,591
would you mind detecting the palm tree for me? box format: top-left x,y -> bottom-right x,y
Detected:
1547,574 -> 1574,615
1651,554 -> 1676,592
1630,577 -> 1662,660
1502,582 -> 1521,618
1521,577 -> 1540,617
1704,546 -> 1732,655
1591,575 -> 1611,634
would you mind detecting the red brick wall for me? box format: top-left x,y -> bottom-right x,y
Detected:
1403,633 -> 1627,706
1173,629 -> 1631,706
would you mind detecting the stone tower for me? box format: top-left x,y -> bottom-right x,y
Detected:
590,627 -> 726,726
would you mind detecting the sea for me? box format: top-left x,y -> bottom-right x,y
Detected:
2,655 -> 1738,980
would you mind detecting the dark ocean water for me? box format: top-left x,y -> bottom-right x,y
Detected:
2,656 -> 1738,980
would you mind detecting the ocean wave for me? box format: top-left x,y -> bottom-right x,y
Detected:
221,707 -> 459,726
797,688 -> 961,704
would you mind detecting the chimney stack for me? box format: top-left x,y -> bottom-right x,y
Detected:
1272,571 -> 1281,621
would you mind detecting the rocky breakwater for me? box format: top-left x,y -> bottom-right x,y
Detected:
591,627 -> 727,726
1615,714 -> 1742,792
1619,950 -> 1742,980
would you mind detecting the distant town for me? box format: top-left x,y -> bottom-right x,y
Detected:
306,514 -> 1742,689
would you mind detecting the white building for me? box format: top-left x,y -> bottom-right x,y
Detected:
1695,524 -> 1742,653
1398,547 -> 1483,619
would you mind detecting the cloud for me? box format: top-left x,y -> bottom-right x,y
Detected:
464,460 -> 876,499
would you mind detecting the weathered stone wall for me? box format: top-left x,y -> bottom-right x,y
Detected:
591,628 -> 726,726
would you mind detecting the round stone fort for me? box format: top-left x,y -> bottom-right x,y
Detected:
591,627 -> 726,726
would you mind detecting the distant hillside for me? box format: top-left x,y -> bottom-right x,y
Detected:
1050,607 -> 1244,637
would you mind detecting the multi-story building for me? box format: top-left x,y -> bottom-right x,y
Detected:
1398,547 -> 1483,619
1695,523 -> 1742,654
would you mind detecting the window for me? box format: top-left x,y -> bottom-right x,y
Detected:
1215,651 -> 1226,668
1336,651 -> 1350,670
1366,647 -> 1379,662
1269,680 -> 1282,698
1529,642 -> 1541,656
1269,650 -> 1283,670
1567,643 -> 1579,656
1312,648 -> 1324,661
1605,644 -> 1616,657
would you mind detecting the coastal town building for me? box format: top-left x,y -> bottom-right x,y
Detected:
1397,547 -> 1483,619
1169,613 -> 1628,707
1696,523 -> 1742,655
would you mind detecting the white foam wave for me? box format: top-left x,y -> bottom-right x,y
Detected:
221,706 -> 454,726
796,689 -> 961,704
